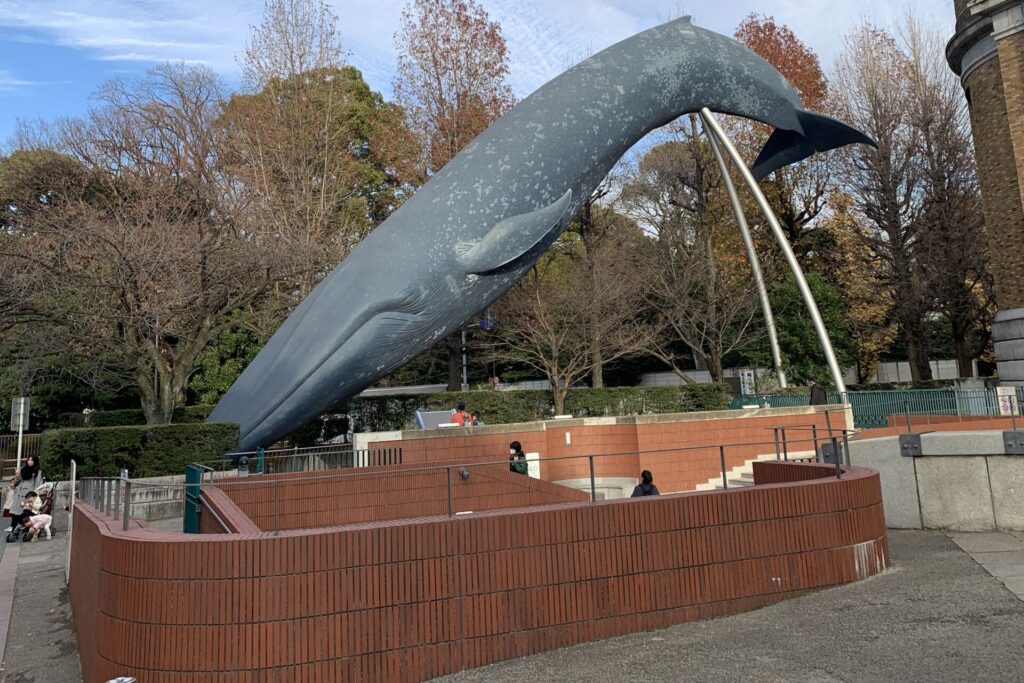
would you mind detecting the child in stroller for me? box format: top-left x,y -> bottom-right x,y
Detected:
6,483 -> 55,543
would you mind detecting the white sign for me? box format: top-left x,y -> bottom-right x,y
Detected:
9,396 -> 29,432
739,369 -> 756,396
996,386 -> 1019,417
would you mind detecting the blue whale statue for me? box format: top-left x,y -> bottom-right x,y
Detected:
210,17 -> 875,449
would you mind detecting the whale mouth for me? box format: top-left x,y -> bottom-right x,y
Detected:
233,308 -> 433,447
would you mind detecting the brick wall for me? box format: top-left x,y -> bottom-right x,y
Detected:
212,464 -> 589,531
366,408 -> 850,493
69,461 -> 887,683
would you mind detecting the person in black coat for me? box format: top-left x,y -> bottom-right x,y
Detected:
631,470 -> 659,497
508,441 -> 528,475
809,380 -> 828,405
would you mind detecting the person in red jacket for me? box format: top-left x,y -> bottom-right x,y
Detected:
451,402 -> 474,427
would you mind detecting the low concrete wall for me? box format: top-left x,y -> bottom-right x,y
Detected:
848,430 -> 1024,531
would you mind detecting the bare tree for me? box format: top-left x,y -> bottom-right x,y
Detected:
568,185 -> 650,388
832,24 -> 932,381
621,121 -> 761,382
489,241 -> 650,416
0,65 -> 299,423
901,13 -> 993,377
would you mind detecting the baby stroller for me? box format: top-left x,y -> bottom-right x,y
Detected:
6,482 -> 55,543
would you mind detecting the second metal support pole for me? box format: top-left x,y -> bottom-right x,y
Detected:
719,446 -> 728,490
588,456 -> 597,502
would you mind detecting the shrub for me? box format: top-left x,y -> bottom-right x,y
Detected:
41,421 -> 239,479
342,384 -> 730,432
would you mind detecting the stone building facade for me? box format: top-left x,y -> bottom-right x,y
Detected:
948,0 -> 1024,385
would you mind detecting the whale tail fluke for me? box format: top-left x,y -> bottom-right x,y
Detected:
750,110 -> 877,181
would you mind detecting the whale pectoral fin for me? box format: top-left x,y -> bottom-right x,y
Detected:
457,189 -> 573,274
751,110 -> 877,181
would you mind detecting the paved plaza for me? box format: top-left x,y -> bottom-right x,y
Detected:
438,531 -> 1024,683
0,530 -> 1022,682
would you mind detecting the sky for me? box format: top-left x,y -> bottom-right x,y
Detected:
0,0 -> 956,144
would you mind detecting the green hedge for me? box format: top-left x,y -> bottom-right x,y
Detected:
41,422 -> 239,479
58,405 -> 214,428
343,384 -> 730,432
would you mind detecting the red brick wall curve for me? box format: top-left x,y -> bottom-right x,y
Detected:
366,407 -> 851,493
68,462 -> 888,683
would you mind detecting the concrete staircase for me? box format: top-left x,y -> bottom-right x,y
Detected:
693,450 -> 817,491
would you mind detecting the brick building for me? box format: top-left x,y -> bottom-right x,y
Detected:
947,0 -> 1024,386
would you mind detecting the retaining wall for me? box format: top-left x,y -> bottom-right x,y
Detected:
212,464 -> 589,531
69,461 -> 888,683
361,406 -> 851,494
848,430 -> 1024,530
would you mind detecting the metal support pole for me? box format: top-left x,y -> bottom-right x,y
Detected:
123,481 -> 132,531
842,431 -> 852,466
700,109 -> 847,396
832,438 -> 842,479
274,481 -> 280,535
113,477 -> 121,517
824,410 -> 835,440
706,124 -> 787,388
446,467 -> 454,517
15,417 -> 23,471
104,479 -> 112,514
812,425 -> 820,463
781,428 -> 789,461
719,445 -> 729,490
588,456 -> 597,502
904,400 -> 912,434
773,428 -> 781,461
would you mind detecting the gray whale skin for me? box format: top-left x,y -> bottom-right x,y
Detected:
210,17 -> 875,449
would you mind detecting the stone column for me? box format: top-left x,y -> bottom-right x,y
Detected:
948,0 -> 1024,385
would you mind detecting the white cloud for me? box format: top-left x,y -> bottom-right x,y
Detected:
0,67 -> 69,93
0,0 -> 956,99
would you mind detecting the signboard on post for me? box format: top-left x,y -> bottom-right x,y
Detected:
739,369 -> 756,396
9,396 -> 29,432
997,386 -> 1019,417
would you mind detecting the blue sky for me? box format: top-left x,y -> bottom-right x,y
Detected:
0,0 -> 955,144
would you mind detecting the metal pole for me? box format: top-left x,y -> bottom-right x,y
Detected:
832,438 -> 842,479
461,330 -> 469,391
274,481 -> 280,535
705,125 -> 787,388
719,445 -> 728,490
781,428 -> 789,461
446,467 -> 453,517
824,410 -> 835,440
812,425 -> 820,463
113,477 -> 121,517
904,400 -> 912,434
842,430 -> 852,466
700,109 -> 847,395
123,481 -> 131,531
773,428 -> 781,461
104,479 -> 112,514
588,456 -> 597,502
15,412 -> 23,471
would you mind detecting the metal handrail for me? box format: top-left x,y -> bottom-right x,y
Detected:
76,434 -> 843,491
199,490 -> 232,533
